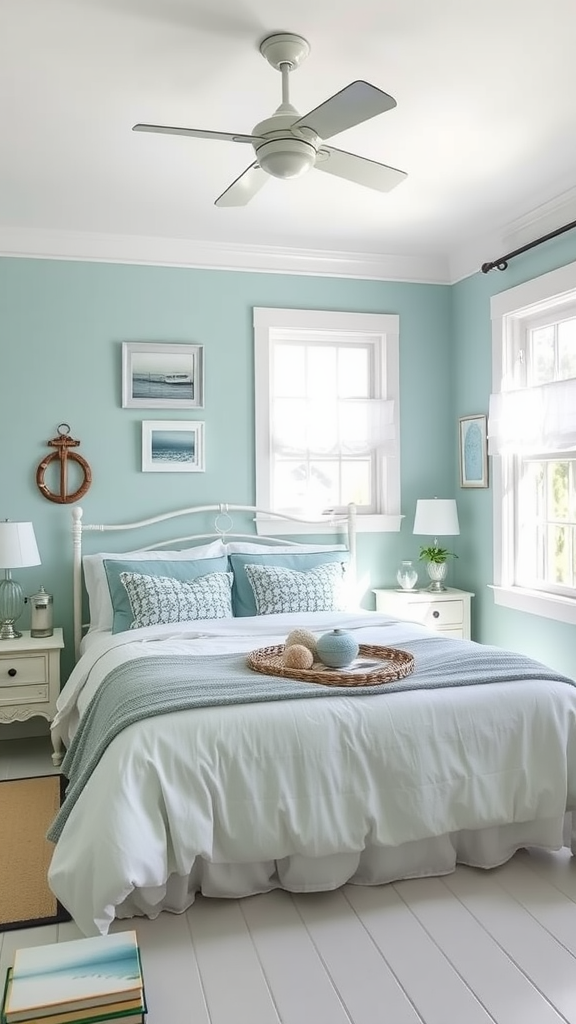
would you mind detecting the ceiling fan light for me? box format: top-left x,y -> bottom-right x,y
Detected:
256,138 -> 316,179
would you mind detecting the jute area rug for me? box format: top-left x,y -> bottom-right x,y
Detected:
0,775 -> 71,931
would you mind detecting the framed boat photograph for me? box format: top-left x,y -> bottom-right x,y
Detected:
142,421 -> 205,473
122,342 -> 204,409
459,413 -> 489,488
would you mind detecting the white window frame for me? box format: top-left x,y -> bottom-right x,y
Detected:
491,259 -> 576,624
254,307 -> 402,535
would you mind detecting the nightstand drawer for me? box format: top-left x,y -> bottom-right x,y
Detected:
0,683 -> 49,705
0,630 -> 64,757
0,654 -> 48,687
417,599 -> 464,629
373,589 -> 473,641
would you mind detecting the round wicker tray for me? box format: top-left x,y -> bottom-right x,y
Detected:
246,643 -> 414,688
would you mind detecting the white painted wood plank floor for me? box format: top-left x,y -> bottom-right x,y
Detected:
2,736 -> 576,1024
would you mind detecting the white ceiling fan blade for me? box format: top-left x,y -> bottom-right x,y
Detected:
214,162 -> 269,207
293,82 -> 397,141
316,146 -> 407,193
132,124 -> 257,144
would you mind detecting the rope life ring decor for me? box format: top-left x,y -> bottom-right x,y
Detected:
36,424 -> 92,504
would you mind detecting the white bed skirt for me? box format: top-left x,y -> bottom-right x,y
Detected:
116,815 -> 573,922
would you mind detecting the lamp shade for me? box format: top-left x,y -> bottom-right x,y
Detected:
0,522 -> 41,568
413,499 -> 460,537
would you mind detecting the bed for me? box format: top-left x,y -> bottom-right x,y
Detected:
48,503 -> 576,937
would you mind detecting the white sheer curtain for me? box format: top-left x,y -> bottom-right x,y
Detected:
488,378 -> 576,455
272,398 -> 396,457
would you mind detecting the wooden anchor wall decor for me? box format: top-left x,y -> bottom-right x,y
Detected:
36,424 -> 92,504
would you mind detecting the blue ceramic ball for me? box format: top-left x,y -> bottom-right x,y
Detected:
316,628 -> 359,668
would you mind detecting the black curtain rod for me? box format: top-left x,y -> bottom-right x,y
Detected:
481,217 -> 576,273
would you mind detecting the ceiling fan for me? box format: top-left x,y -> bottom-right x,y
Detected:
133,32 -> 407,207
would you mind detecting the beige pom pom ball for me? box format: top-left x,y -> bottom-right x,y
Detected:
283,644 -> 314,670
285,628 -> 318,657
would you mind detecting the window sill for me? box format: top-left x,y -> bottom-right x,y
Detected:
490,584 -> 576,625
255,514 -> 403,537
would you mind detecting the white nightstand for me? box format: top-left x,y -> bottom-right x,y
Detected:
372,588 -> 474,640
0,629 -> 64,765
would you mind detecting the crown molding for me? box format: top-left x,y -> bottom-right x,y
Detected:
0,226 -> 451,285
502,185 -> 576,250
449,186 -> 576,285
3,184 -> 576,288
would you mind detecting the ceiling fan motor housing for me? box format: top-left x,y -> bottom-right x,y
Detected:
255,137 -> 317,178
252,109 -> 319,179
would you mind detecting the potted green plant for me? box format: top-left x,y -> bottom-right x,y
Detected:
418,544 -> 458,591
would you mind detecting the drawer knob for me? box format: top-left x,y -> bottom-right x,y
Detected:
7,668 -> 17,677
432,610 -> 440,619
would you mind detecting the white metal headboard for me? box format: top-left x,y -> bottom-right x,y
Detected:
72,503 -> 357,660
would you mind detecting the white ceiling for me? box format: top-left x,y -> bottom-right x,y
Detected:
2,0 -> 576,279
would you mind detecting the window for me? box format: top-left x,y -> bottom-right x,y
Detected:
254,308 -> 401,534
489,260 -> 576,623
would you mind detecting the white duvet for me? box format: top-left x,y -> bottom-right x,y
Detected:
48,612 -> 576,936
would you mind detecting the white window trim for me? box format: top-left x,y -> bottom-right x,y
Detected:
254,307 -> 402,535
491,258 -> 576,623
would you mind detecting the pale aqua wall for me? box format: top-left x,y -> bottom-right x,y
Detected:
0,257 -> 453,681
6,241 -> 575,687
452,233 -> 576,677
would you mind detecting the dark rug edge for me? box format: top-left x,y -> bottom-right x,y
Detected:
0,773 -> 72,933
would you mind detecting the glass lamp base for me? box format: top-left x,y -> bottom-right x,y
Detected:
0,623 -> 23,640
0,577 -> 25,640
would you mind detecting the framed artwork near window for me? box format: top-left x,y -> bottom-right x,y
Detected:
142,421 -> 205,473
459,414 -> 488,488
122,342 -> 204,409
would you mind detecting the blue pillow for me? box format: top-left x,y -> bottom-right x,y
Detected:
229,550 -> 348,616
104,556 -> 230,633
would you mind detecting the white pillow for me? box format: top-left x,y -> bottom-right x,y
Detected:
83,540 -> 226,632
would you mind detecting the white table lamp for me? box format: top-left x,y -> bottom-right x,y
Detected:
0,521 -> 41,639
413,498 -> 460,591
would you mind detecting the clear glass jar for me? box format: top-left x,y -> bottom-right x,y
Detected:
396,560 -> 418,590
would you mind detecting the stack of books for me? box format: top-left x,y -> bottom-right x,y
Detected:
1,931 -> 146,1024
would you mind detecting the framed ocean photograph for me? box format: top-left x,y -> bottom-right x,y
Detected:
459,413 -> 489,488
122,342 -> 204,409
142,420 -> 205,473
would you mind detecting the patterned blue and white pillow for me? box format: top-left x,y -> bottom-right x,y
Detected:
119,571 -> 233,629
243,561 -> 347,615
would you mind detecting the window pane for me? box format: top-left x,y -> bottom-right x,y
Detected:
305,400 -> 338,452
308,347 -> 337,397
550,524 -> 569,584
516,461 -> 540,584
309,460 -> 340,507
341,460 -> 372,506
274,398 -> 307,451
339,402 -> 372,451
338,347 -> 370,397
549,461 -> 569,521
516,457 -> 576,591
274,460 -> 307,510
274,345 -> 305,396
558,317 -> 576,380
274,460 -> 335,513
529,325 -> 555,384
